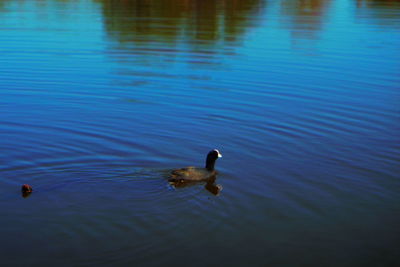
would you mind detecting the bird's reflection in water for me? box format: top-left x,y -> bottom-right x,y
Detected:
204,179 -> 223,196
169,175 -> 222,196
21,191 -> 32,198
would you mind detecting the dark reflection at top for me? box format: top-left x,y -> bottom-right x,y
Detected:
280,0 -> 331,48
355,0 -> 400,26
356,0 -> 400,8
96,0 -> 265,47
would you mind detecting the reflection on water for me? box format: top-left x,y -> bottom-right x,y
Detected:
280,0 -> 331,48
169,175 -> 223,196
204,179 -> 222,196
356,0 -> 400,25
97,0 -> 266,70
357,0 -> 400,9
98,0 -> 264,45
21,191 -> 33,198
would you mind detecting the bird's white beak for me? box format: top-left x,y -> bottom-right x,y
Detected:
218,152 -> 222,158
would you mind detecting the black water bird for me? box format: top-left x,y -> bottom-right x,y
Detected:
169,149 -> 222,183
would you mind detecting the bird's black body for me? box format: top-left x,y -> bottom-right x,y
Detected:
169,149 -> 222,183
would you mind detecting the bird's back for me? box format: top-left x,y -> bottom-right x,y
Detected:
169,166 -> 216,182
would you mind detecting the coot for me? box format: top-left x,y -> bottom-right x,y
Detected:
169,149 -> 222,183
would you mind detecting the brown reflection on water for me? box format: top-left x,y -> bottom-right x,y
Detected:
355,0 -> 400,26
356,0 -> 400,8
280,0 -> 331,49
96,0 -> 264,46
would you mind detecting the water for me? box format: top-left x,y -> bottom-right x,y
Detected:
0,0 -> 399,266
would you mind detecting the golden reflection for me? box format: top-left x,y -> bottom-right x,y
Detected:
95,0 -> 264,45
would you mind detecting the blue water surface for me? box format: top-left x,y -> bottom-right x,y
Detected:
0,0 -> 399,266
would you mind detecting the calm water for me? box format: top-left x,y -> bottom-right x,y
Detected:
0,0 -> 399,266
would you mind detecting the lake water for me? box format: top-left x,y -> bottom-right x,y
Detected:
0,0 -> 399,266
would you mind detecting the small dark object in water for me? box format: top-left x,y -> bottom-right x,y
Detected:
169,149 -> 222,183
21,184 -> 33,198
21,184 -> 33,193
